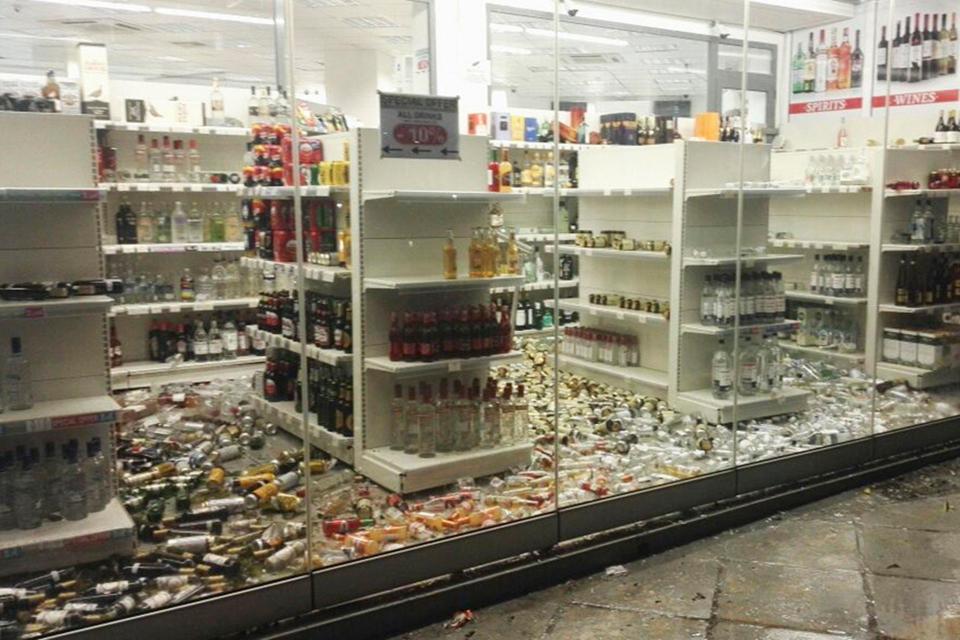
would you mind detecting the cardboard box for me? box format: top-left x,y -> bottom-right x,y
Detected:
524,117 -> 539,142
510,115 -> 524,141
492,112 -> 511,141
77,43 -> 110,120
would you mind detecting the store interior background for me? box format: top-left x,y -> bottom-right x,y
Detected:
3,0 -> 960,638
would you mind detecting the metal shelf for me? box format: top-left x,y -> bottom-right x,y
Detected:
884,188 -> 960,198
100,182 -> 242,193
546,245 -> 670,261
682,254 -> 804,267
878,302 -> 960,315
488,139 -> 587,152
0,296 -> 114,319
247,395 -> 354,465
110,355 -> 265,390
784,291 -> 868,305
685,186 -> 807,199
801,184 -> 872,194
779,341 -> 865,364
239,185 -> 346,198
240,256 -> 350,284
103,241 -> 245,255
674,386 -> 811,424
770,239 -> 869,251
109,297 -> 259,317
887,143 -> 960,151
360,442 -> 532,494
681,319 -> 799,336
876,362 -> 960,389
365,351 -> 523,376
556,355 -> 668,390
517,187 -> 672,197
881,242 -> 960,253
364,274 -> 526,292
515,232 -> 577,243
363,189 -> 525,203
245,327 -> 352,367
0,187 -> 104,203
0,395 -> 120,437
0,498 -> 135,578
555,298 -> 667,324
94,121 -> 249,137
490,279 -> 579,294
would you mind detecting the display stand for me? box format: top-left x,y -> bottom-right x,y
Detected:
0,113 -> 134,577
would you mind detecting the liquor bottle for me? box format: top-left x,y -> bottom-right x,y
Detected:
109,325 -> 123,368
851,29 -> 863,88
836,117 -> 848,148
13,451 -> 41,530
247,86 -> 259,126
41,441 -> 63,520
187,139 -> 202,183
162,135 -> 175,182
222,317 -> 238,359
186,202 -> 204,243
892,21 -> 904,82
401,312 -> 419,362
804,32 -> 817,92
337,212 -> 351,268
172,139 -> 186,182
827,28 -> 840,91
949,110 -> 960,144
877,25 -> 889,81
950,13 -> 958,75
932,14 -> 943,77
506,230 -> 520,275
417,385 -> 437,458
498,150 -> 512,193
468,228 -> 483,278
136,201 -> 154,244
710,338 -> 734,401
208,204 -> 225,243
701,275 -> 716,325
115,197 -> 136,244
838,28 -> 852,89
148,137 -> 163,181
922,14 -> 933,80
257,86 -> 270,121
207,320 -> 222,362
530,152 -> 544,186
911,15 -> 922,83
171,201 -> 189,243
390,384 -> 405,450
936,110 -> 948,143
209,77 -> 225,126
62,441 -> 87,521
4,338 -> 32,411
487,150 -> 500,192
84,438 -> 109,513
738,336 -> 760,396
403,386 -> 419,455
134,134 -> 148,179
498,383 -> 514,445
443,229 -> 457,280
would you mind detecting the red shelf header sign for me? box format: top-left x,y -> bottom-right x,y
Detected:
872,89 -> 960,108
789,97 -> 864,115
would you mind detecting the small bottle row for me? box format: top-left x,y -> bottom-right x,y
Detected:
110,258 -> 258,306
700,271 -> 786,327
389,378 -> 529,457
115,199 -> 244,245
711,334 -> 783,400
101,135 -> 204,184
894,252 -> 960,307
575,230 -> 671,254
808,254 -> 866,297
246,198 -> 351,268
883,324 -> 960,371
560,327 -> 640,367
793,306 -> 861,353
586,292 -> 670,317
254,291 -> 353,354
140,313 -> 261,365
388,305 -> 512,363
0,439 -> 111,531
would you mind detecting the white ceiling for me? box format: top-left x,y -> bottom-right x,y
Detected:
0,0 -> 422,87
491,10 -> 708,106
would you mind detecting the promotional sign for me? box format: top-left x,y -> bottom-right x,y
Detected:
77,43 -> 110,120
788,16 -> 868,116
872,0 -> 958,108
379,92 -> 459,160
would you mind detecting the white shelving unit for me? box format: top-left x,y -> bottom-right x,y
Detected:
245,326 -> 352,367
364,274 -> 526,292
103,241 -> 245,255
784,291 -> 867,305
111,355 -> 265,391
557,355 -> 668,390
555,298 -> 667,324
240,256 -> 350,284
100,182 -> 242,193
109,297 -> 259,316
94,120 -> 248,137
247,395 -> 354,465
0,113 -> 135,577
547,245 -> 670,261
490,278 -> 578,294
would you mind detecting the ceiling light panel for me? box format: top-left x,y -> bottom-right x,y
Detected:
153,7 -> 274,26
31,0 -> 151,12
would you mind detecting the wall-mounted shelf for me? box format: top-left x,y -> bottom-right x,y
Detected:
779,341 -> 865,364
555,298 -> 667,324
363,189 -> 524,203
546,245 -> 670,261
0,395 -> 120,437
881,242 -> 960,253
240,256 -> 350,283
0,187 -> 104,203
674,386 -> 811,424
103,241 -> 246,255
111,355 -> 265,391
247,395 -> 354,465
100,182 -> 242,193
0,498 -> 135,578
876,362 -> 960,389
239,185 -> 346,198
802,184 -> 871,194
878,302 -> 960,315
0,296 -> 114,319
94,121 -> 249,137
681,319 -> 799,336
884,188 -> 960,198
517,187 -> 672,197
682,254 -> 804,267
491,279 -> 579,294
685,186 -> 807,199
360,443 -> 532,494
245,327 -> 351,367
887,143 -> 960,151
557,355 -> 668,390
109,297 -> 259,317
515,232 -> 577,243
784,291 -> 868,305
770,239 -> 868,251
364,274 -> 526,292
365,351 -> 522,376
488,139 -> 587,152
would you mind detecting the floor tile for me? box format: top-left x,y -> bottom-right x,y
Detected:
713,518 -> 860,571
859,526 -> 960,581
859,495 -> 960,533
710,621 -> 861,640
547,605 -> 708,640
870,573 -> 960,640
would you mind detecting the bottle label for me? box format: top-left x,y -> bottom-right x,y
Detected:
923,40 -> 933,58
845,273 -> 857,292
713,367 -> 732,389
878,48 -> 887,67
740,363 -> 758,388
832,272 -> 845,292
209,340 -> 223,355
912,44 -> 923,67
828,57 -> 839,81
224,333 -> 238,351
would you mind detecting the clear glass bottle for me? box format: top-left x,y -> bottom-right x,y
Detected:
711,338 -> 733,400
13,451 -> 41,530
498,383 -> 515,445
207,320 -> 223,361
403,386 -> 419,455
148,138 -> 163,181
701,275 -> 717,325
154,203 -> 172,244
480,385 -> 500,448
186,202 -> 204,243
222,317 -> 238,360
193,321 -> 209,362
196,268 -> 214,301
4,337 -> 33,411
136,201 -> 154,244
61,441 -> 88,522
436,380 -> 455,453
0,452 -> 14,530
390,384 -> 406,450
134,134 -> 148,180
443,229 -> 457,280
417,385 -> 437,458
171,201 -> 189,243
42,441 -> 63,520
208,203 -> 226,243
83,438 -> 109,513
211,257 -> 228,299
225,259 -> 241,299
738,335 -> 760,396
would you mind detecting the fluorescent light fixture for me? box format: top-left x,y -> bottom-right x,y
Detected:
491,45 -> 532,55
666,66 -> 706,75
525,28 -> 628,47
490,23 -> 525,33
31,0 -> 151,11
154,7 -> 274,25
0,31 -> 81,42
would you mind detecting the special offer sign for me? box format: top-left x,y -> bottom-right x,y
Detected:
379,92 -> 460,160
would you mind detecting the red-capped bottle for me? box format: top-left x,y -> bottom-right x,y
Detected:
402,312 -> 419,362
388,312 -> 403,361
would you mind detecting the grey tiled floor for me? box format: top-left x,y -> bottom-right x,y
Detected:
392,457 -> 960,640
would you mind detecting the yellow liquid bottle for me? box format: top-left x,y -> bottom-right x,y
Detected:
506,230 -> 520,275
337,212 -> 351,268
484,228 -> 499,278
529,153 -> 543,187
498,150 -> 513,193
443,229 -> 457,280
469,228 -> 483,278
520,152 -> 533,187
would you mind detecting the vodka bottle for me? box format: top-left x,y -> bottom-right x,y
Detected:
193,322 -> 209,362
61,442 -> 87,521
714,275 -> 730,326
738,336 -> 760,396
208,203 -> 226,242
134,134 -> 148,179
499,383 -> 515,445
148,138 -> 163,181
417,385 -> 437,458
810,254 -> 821,293
195,268 -> 214,302
186,202 -> 204,243
222,317 -> 238,360
0,452 -> 14,530
13,450 -> 41,530
403,386 -> 419,455
479,385 -> 499,448
171,201 -> 189,243
4,337 -> 32,410
136,201 -> 154,244
162,136 -> 176,182
188,140 -> 201,183
173,140 -> 186,182
154,203 -> 172,243
390,384 -> 406,450
514,383 -> 529,442
207,320 -> 223,361
701,275 -> 717,325
436,379 -> 455,453
42,441 -> 64,519
830,255 -> 846,297
711,338 -> 733,400
209,78 -> 225,126
225,259 -> 241,299
83,438 -> 109,513
211,257 -> 228,299
765,333 -> 783,390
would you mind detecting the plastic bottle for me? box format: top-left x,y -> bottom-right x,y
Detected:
701,275 -> 716,325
